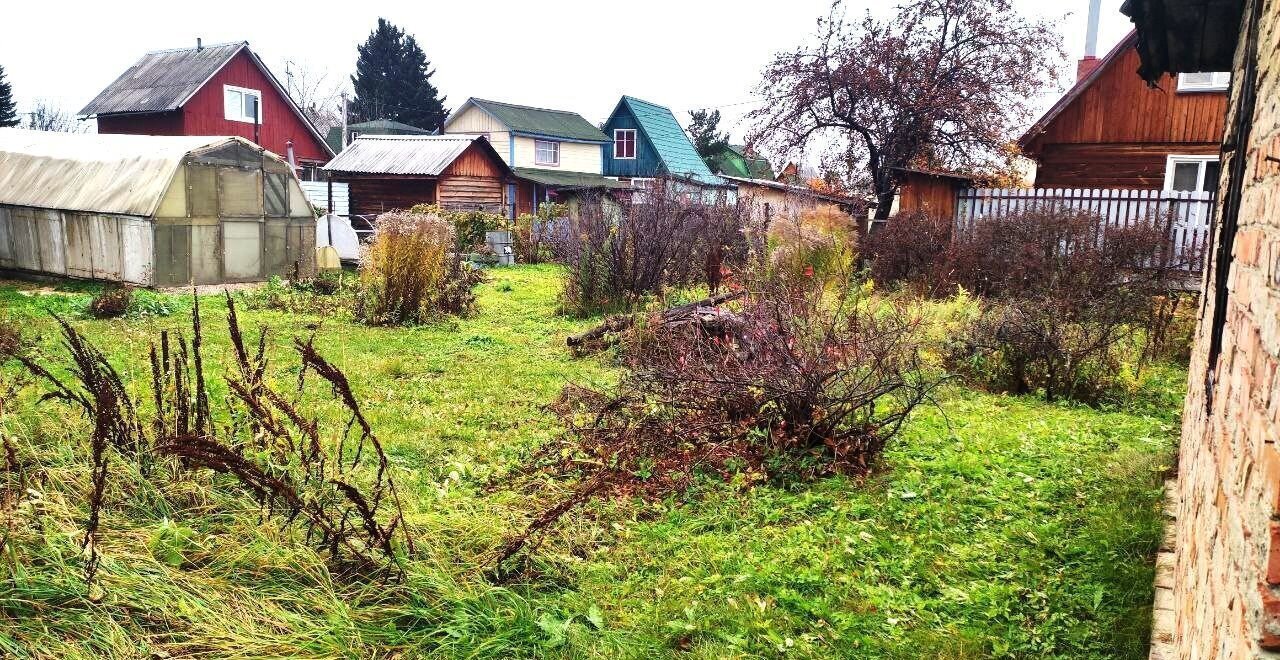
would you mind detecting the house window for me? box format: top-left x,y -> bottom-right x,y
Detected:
534,140 -> 560,166
1165,155 -> 1220,193
223,85 -> 262,124
614,129 -> 637,159
1177,72 -> 1231,92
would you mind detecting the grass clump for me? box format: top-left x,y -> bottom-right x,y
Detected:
355,211 -> 485,326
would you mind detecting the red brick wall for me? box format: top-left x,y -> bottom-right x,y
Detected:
1173,1 -> 1280,656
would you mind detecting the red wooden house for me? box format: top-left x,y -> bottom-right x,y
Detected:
1018,31 -> 1228,192
79,41 -> 334,180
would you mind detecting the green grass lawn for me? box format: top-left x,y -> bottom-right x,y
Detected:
0,266 -> 1179,659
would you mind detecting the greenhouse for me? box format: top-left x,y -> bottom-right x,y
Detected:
0,129 -> 316,287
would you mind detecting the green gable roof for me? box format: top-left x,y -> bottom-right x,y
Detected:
466,98 -> 609,143
513,167 -> 630,190
619,96 -> 723,186
326,119 -> 433,154
729,144 -> 776,180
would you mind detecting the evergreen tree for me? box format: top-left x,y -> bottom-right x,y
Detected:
0,65 -> 18,128
350,19 -> 448,132
687,109 -> 729,160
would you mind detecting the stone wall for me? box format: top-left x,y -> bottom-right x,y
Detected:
1173,0 -> 1280,656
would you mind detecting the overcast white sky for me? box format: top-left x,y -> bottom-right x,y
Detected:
0,0 -> 1136,145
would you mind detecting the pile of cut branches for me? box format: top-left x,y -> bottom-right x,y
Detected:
497,280 -> 941,569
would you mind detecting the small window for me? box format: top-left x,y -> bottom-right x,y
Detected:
614,129 -> 637,159
1177,72 -> 1231,92
1164,155 -> 1220,192
223,85 -> 263,123
534,140 -> 559,166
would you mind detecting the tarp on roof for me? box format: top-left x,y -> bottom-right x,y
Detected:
620,96 -> 725,186
323,135 -> 512,177
0,128 -> 262,217
513,167 -> 630,190
462,99 -> 609,143
79,42 -> 245,116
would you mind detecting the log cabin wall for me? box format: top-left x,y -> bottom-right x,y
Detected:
346,177 -> 437,217
1024,41 -> 1228,188
438,143 -> 507,212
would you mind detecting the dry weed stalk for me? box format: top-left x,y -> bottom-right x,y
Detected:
19,293 -> 412,591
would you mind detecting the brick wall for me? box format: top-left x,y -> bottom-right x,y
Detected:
1173,0 -> 1280,656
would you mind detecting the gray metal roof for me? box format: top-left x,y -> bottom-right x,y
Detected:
322,135 -> 511,177
79,42 -> 246,116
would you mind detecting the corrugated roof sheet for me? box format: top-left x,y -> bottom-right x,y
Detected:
513,167 -> 630,189
458,98 -> 609,143
0,128 -> 262,216
322,135 -> 507,176
621,96 -> 724,186
79,42 -> 246,116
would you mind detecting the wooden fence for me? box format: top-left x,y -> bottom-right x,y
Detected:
954,188 -> 1214,272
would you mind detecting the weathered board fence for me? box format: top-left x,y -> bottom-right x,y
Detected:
954,188 -> 1214,272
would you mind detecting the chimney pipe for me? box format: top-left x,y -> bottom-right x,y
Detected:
1084,0 -> 1101,57
1076,0 -> 1103,81
197,37 -> 203,51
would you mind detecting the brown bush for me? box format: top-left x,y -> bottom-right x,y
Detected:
763,205 -> 859,289
864,211 -> 953,292
355,210 -> 483,325
89,286 -> 133,319
943,205 -> 1195,401
549,182 -> 747,316
0,317 -> 24,362
18,295 -> 411,589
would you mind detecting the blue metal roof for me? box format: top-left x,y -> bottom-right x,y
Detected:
616,96 -> 725,186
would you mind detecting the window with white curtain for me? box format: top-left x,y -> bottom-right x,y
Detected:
534,140 -> 560,166
1177,72 -> 1231,92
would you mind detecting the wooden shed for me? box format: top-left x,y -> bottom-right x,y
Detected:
893,168 -> 972,220
322,135 -> 515,219
0,129 -> 316,286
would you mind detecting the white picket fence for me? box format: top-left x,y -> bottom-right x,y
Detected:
300,181 -> 349,218
954,188 -> 1213,272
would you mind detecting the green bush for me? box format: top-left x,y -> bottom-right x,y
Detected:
408,203 -> 505,252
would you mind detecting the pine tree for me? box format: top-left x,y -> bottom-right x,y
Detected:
350,19 -> 448,132
687,109 -> 729,160
0,65 -> 18,128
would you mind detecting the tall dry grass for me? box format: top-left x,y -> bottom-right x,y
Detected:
356,211 -> 482,326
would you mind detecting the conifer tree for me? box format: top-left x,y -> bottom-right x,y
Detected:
0,65 -> 19,128
350,19 -> 448,131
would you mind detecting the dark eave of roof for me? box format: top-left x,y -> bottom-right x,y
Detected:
1120,0 -> 1245,83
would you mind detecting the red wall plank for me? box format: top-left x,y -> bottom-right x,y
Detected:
97,50 -> 330,165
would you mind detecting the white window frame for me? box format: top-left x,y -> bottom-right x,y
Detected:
614,129 -> 637,160
1163,155 -> 1220,192
223,84 -> 263,124
1176,71 -> 1231,92
534,139 -> 560,167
